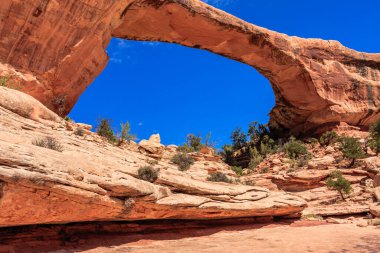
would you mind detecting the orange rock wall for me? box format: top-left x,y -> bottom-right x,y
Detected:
1,0 -> 379,133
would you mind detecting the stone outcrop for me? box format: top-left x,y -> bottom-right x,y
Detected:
0,0 -> 379,134
0,87 -> 306,227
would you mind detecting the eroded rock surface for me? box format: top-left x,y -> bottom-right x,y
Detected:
0,0 -> 379,133
0,87 -> 306,227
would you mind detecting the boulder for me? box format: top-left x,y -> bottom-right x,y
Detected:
139,135 -> 165,158
308,156 -> 335,169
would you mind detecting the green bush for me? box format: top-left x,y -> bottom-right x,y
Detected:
308,138 -> 319,147
231,166 -> 243,176
284,137 -> 309,159
340,137 -> 366,167
96,119 -> 116,143
220,144 -> 235,165
32,137 -> 63,152
138,166 -> 158,183
186,134 -> 202,151
326,170 -> 352,200
367,120 -> 380,154
207,172 -> 231,183
171,153 -> 195,171
248,147 -> 263,169
319,131 -> 339,146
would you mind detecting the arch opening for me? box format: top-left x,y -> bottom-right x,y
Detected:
69,39 -> 275,147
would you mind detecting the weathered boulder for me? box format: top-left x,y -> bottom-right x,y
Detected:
0,0 -> 379,133
308,156 -> 335,169
138,134 -> 165,158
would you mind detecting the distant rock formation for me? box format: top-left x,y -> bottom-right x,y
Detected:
0,0 -> 379,134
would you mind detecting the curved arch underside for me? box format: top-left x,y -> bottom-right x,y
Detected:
1,0 -> 380,134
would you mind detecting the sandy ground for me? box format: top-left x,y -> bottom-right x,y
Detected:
55,223 -> 380,253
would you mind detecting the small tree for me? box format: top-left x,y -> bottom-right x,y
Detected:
326,170 -> 352,200
340,137 -> 366,167
220,144 -> 235,165
120,122 -> 136,143
186,134 -> 202,151
96,119 -> 116,143
231,128 -> 247,151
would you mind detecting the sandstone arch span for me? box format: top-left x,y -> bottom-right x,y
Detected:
0,0 -> 379,134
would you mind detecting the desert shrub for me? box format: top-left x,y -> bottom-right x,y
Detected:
340,137 -> 366,167
319,131 -> 339,146
74,127 -> 84,136
177,144 -> 193,153
248,121 -> 270,144
231,128 -> 247,151
326,170 -> 352,200
96,119 -> 116,143
367,120 -> 380,154
138,166 -> 158,183
308,138 -> 319,147
171,153 -> 195,171
186,134 -> 202,151
231,166 -> 243,176
207,172 -> 231,183
220,144 -> 235,165
248,146 -> 263,169
284,137 -> 309,159
177,134 -> 202,153
120,121 -> 136,144
32,137 -> 63,152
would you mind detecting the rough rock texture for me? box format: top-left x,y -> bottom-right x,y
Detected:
0,87 -> 306,227
0,0 -> 379,133
2,221 -> 379,253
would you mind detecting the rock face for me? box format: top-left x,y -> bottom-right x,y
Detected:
0,0 -> 379,133
0,87 -> 306,227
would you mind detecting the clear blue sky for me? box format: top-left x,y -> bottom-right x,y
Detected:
69,0 -> 380,147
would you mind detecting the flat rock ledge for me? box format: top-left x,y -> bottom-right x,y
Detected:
0,87 -> 306,227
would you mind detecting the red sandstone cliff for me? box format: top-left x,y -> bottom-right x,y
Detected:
0,0 -> 379,133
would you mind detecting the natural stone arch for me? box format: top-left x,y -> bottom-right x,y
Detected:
1,0 -> 379,134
